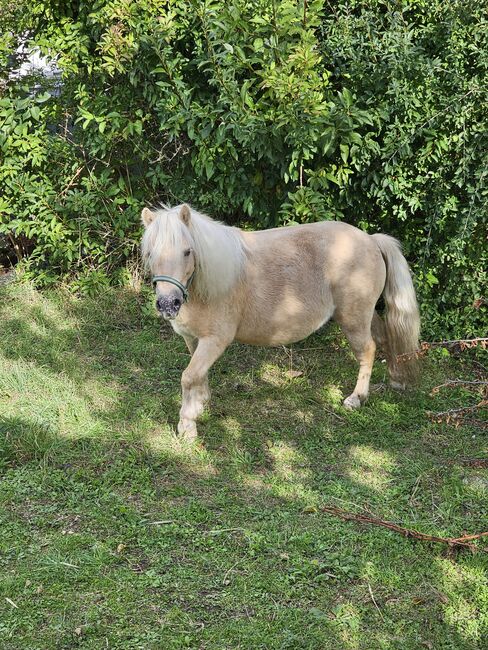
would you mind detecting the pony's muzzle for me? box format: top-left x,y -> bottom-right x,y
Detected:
156,293 -> 182,319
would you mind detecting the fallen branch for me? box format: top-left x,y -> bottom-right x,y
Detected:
427,400 -> 488,428
320,505 -> 488,553
430,379 -> 488,395
397,338 -> 488,363
455,458 -> 488,468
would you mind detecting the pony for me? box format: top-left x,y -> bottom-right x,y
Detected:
141,204 -> 420,440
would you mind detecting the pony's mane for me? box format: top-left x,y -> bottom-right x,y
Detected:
141,204 -> 247,302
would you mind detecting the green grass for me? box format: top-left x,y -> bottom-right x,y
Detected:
0,282 -> 486,650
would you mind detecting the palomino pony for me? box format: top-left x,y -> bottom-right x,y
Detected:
141,204 -> 420,440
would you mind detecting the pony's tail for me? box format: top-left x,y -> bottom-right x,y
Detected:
372,233 -> 420,387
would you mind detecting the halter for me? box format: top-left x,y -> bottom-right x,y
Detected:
152,271 -> 194,303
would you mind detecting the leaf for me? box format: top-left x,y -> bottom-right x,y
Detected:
321,128 -> 335,155
342,88 -> 353,108
204,159 -> 214,179
36,92 -> 51,103
285,370 -> 303,379
309,607 -> 328,620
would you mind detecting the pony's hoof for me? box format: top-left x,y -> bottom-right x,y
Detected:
343,394 -> 361,410
389,380 -> 406,391
177,419 -> 198,442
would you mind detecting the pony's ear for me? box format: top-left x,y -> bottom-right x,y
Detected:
179,204 -> 191,226
141,207 -> 156,227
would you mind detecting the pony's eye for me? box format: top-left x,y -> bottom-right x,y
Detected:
184,248 -> 191,257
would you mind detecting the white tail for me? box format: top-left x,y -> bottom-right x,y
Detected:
372,234 -> 420,385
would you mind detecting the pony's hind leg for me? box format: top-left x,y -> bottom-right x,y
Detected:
371,312 -> 406,390
338,313 -> 376,410
178,336 -> 229,440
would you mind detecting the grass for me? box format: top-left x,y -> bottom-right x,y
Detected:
0,281 -> 486,650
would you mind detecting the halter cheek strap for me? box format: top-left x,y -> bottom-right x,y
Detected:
152,271 -> 194,303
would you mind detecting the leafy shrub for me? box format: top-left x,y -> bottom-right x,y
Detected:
0,0 -> 486,334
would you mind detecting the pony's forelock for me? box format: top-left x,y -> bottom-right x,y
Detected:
141,204 -> 246,302
141,205 -> 190,267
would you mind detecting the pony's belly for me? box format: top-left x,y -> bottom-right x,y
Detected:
236,307 -> 333,346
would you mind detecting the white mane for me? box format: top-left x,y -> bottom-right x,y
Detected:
141,204 -> 247,302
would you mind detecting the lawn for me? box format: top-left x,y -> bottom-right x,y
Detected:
0,282 -> 486,650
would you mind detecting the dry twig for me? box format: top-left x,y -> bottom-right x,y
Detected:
430,379 -> 488,395
455,458 -> 488,468
57,166 -> 84,199
395,341 -> 488,428
320,505 -> 488,553
368,582 -> 384,620
427,400 -> 488,428
397,338 -> 488,363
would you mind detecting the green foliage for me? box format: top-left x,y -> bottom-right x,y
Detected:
0,0 -> 486,334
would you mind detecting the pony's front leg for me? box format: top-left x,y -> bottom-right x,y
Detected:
182,334 -> 210,411
183,334 -> 197,355
178,336 -> 229,440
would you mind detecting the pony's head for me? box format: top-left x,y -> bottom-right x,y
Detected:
141,204 -> 246,318
141,204 -> 195,319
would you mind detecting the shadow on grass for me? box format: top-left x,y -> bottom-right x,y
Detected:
0,283 -> 486,649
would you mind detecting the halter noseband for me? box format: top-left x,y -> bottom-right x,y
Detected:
152,272 -> 194,303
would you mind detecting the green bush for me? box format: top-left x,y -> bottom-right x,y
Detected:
0,0 -> 486,335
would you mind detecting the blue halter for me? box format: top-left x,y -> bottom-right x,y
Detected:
152,272 -> 194,303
